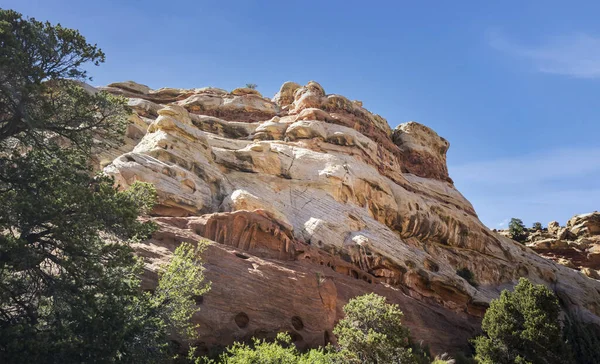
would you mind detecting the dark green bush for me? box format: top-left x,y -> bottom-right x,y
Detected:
456,268 -> 478,287
508,218 -> 527,242
563,313 -> 600,364
473,278 -> 573,364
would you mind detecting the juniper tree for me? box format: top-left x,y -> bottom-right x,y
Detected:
0,9 -> 208,363
508,218 -> 526,242
473,278 -> 573,364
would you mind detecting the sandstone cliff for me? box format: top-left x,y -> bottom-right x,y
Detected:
510,212 -> 600,278
97,81 -> 600,355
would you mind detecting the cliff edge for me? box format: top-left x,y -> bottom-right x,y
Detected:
97,80 -> 600,354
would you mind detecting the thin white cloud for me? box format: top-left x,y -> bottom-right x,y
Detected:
489,31 -> 600,78
450,147 -> 600,184
496,218 -> 509,228
450,147 -> 600,228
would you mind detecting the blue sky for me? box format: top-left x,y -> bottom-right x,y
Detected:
7,1 -> 600,229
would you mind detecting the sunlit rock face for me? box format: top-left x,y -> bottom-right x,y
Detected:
520,212 -> 600,277
99,80 -> 600,354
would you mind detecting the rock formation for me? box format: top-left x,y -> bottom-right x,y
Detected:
96,80 -> 600,355
521,212 -> 600,277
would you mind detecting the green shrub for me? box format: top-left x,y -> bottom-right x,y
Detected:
204,293 -> 427,364
453,351 -> 477,364
473,278 -> 573,364
508,218 -> 527,242
563,312 -> 600,364
334,293 -> 421,363
456,268 -> 478,287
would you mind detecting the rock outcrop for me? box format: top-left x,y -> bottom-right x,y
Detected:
523,212 -> 600,277
97,80 -> 600,355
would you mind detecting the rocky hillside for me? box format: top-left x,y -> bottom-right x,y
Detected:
506,213 -> 600,277
97,80 -> 600,355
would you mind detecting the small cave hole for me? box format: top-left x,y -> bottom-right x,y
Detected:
235,252 -> 250,260
253,328 -> 270,339
234,312 -> 249,328
424,259 -> 439,272
351,270 -> 359,279
193,295 -> 204,305
291,316 -> 304,331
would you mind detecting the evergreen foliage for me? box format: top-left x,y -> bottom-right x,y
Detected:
199,332 -> 337,364
0,9 -> 209,362
205,293 -> 426,364
562,312 -> 600,364
333,293 -> 421,363
508,218 -> 527,242
473,278 -> 573,364
456,268 -> 477,287
154,241 -> 211,340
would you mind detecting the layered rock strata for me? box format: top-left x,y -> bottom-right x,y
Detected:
98,81 -> 600,354
521,212 -> 600,277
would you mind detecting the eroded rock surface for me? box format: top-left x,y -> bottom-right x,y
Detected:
520,212 -> 600,277
98,81 -> 600,354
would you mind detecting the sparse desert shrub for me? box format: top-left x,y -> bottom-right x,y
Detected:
508,218 -> 527,242
456,268 -> 478,287
532,222 -> 543,231
245,83 -> 258,89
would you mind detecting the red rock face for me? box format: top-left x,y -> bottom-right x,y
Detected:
392,121 -> 452,182
138,215 -> 481,354
98,80 -> 600,356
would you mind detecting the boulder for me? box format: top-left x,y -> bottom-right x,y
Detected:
568,212 -> 600,237
231,87 -> 262,97
558,227 -> 576,241
107,80 -> 150,95
548,221 -> 561,236
392,122 -> 451,182
272,81 -> 301,107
